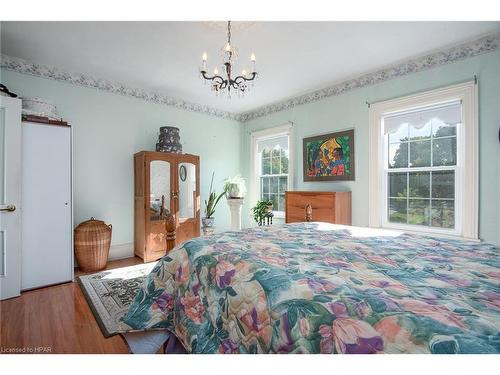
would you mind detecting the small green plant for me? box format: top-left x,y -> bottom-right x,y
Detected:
252,199 -> 273,225
204,172 -> 226,218
223,175 -> 247,198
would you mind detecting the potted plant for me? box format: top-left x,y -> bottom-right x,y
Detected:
251,200 -> 274,226
203,172 -> 226,227
223,175 -> 247,199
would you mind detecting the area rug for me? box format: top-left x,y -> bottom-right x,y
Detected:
77,262 -> 158,338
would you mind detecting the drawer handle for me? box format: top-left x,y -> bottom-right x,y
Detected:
305,204 -> 312,222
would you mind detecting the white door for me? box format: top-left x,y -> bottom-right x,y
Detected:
22,122 -> 73,290
0,96 -> 22,300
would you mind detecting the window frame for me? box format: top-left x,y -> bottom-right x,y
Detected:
382,102 -> 462,235
368,81 -> 478,239
250,123 -> 294,218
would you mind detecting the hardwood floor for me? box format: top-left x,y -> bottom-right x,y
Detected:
0,257 -> 143,354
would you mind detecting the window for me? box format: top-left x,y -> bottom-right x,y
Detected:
369,82 -> 478,239
251,124 -> 293,217
385,102 -> 459,229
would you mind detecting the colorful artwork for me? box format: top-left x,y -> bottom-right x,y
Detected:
123,222 -> 500,354
303,129 -> 355,181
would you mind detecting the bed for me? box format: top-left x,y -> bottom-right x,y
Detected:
123,222 -> 500,354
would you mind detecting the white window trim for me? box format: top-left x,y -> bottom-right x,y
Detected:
250,123 -> 294,218
368,81 -> 478,240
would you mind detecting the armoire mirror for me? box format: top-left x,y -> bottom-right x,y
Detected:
149,160 -> 170,221
178,162 -> 196,220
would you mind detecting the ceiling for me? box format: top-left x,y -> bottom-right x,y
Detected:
1,21 -> 499,114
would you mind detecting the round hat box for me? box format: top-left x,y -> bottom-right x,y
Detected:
74,218 -> 112,272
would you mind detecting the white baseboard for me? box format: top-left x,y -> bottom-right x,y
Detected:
109,243 -> 135,260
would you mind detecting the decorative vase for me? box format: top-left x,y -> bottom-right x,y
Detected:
202,217 -> 215,227
156,126 -> 182,153
227,185 -> 245,198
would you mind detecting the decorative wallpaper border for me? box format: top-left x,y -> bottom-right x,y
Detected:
239,32 -> 500,122
1,32 -> 499,122
0,54 -> 240,121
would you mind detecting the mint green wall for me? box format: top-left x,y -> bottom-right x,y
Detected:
241,50 -> 500,246
1,70 -> 242,249
3,50 -> 499,249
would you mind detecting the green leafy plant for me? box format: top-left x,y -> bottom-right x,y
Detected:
251,200 -> 273,225
204,172 -> 226,218
223,175 -> 247,198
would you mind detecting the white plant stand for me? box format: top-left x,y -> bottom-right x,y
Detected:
227,198 -> 244,231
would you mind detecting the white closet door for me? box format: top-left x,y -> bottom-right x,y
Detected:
22,122 -> 73,290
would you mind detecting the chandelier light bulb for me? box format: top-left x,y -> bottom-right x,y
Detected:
201,52 -> 208,71
251,53 -> 256,62
225,43 -> 231,52
213,67 -> 219,75
242,69 -> 247,76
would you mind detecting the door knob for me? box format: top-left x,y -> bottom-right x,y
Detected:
0,204 -> 16,212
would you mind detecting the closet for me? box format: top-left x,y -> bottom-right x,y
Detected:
21,119 -> 73,290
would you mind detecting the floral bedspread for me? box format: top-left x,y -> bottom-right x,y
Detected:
123,223 -> 500,354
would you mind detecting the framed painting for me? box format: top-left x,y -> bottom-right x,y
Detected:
303,129 -> 355,181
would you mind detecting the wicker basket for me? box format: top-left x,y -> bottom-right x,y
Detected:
74,217 -> 112,272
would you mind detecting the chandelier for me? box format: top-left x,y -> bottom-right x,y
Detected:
200,21 -> 257,98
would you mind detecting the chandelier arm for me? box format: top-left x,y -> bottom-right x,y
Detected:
201,71 -> 229,92
233,73 -> 258,84
213,76 -> 226,85
200,71 -> 226,83
229,80 -> 240,90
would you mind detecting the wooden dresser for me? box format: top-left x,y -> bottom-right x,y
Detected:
285,191 -> 351,225
134,151 -> 200,262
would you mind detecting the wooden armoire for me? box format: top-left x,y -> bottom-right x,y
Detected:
134,151 -> 200,262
